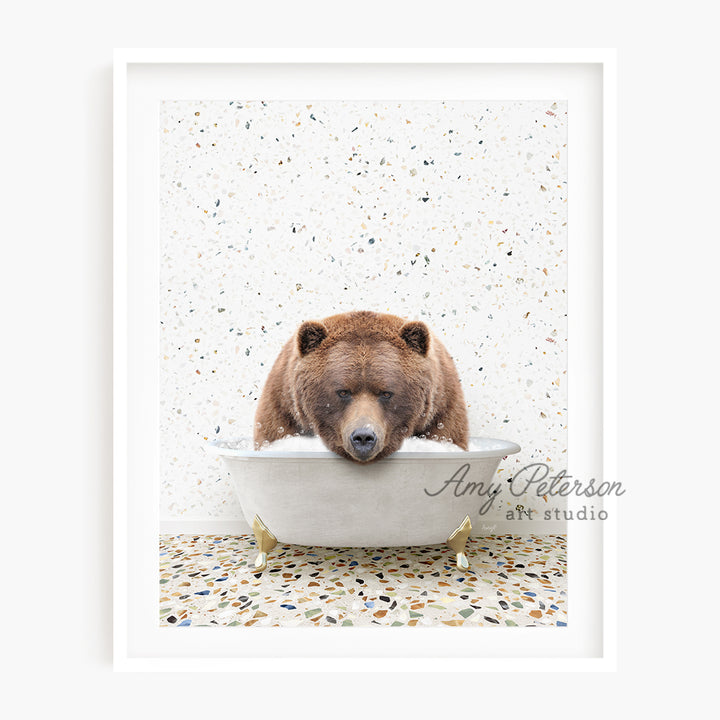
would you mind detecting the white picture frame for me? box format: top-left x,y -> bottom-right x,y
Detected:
114,48 -> 617,672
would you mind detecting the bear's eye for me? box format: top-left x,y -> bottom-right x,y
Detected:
336,389 -> 351,399
380,391 -> 394,400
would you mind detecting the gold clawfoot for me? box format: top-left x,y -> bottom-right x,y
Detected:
252,514 -> 277,572
447,515 -> 472,571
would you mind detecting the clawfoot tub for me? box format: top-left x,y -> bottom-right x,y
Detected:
205,436 -> 520,572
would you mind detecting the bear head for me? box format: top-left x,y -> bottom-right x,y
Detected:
291,312 -> 436,463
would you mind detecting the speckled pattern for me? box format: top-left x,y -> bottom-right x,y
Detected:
159,534 -> 567,627
159,100 -> 568,522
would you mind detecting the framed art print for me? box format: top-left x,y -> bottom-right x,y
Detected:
114,49 -> 617,671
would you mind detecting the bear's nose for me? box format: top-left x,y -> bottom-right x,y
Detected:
350,427 -> 377,457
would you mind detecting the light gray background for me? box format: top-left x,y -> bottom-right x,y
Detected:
3,3 -> 714,714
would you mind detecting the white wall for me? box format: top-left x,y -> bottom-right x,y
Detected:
2,0 -> 716,714
159,99 -> 568,523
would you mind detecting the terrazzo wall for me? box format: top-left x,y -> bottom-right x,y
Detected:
159,100 -> 567,525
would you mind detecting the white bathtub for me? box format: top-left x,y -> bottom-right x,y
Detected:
206,436 -> 520,549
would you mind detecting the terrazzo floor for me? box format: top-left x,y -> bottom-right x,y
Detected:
160,534 -> 567,628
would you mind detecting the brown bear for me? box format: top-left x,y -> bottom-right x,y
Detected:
253,311 -> 469,462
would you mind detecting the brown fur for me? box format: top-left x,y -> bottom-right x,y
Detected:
254,311 -> 469,462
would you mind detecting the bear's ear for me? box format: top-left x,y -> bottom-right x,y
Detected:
297,320 -> 328,356
400,321 -> 430,356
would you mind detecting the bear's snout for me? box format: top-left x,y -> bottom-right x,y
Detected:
350,426 -> 377,460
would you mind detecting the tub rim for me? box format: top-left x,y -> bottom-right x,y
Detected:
205,435 -> 521,460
